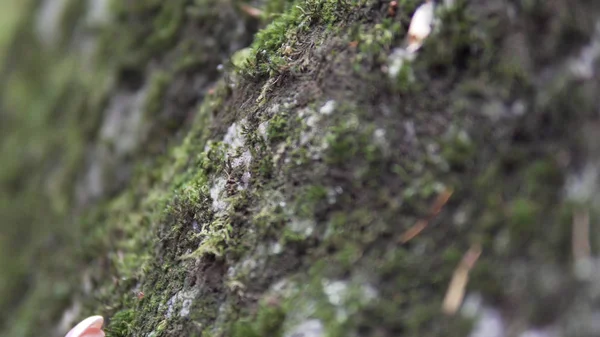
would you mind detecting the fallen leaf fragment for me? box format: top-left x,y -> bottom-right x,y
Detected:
442,244 -> 482,315
430,188 -> 453,217
399,188 -> 453,243
399,219 -> 428,243
572,209 -> 591,262
406,0 -> 435,53
572,209 -> 593,279
240,4 -> 263,18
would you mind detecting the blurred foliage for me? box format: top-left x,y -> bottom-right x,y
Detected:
0,0 -> 102,331
0,0 -> 28,64
0,0 -> 34,325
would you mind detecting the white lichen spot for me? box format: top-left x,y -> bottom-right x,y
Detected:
240,171 -> 252,190
511,100 -> 526,116
565,164 -> 599,203
210,177 -> 229,213
373,128 -> 389,153
192,220 -> 200,233
232,150 -> 253,169
283,99 -> 298,110
462,295 -> 505,337
166,288 -> 200,318
273,143 -> 288,166
322,279 -> 378,322
387,48 -> 416,79
100,88 -> 148,155
306,114 -> 320,128
327,189 -> 337,205
76,154 -> 105,204
228,252 -> 266,281
574,256 -> 595,281
300,108 -> 332,161
326,186 -> 343,206
299,132 -> 312,146
482,100 -> 509,122
269,241 -> 283,255
76,84 -> 148,205
323,280 -> 348,307
284,319 -> 325,337
461,293 -> 483,319
223,121 -> 246,151
180,299 -> 194,317
258,121 -> 270,141
268,278 -> 301,300
86,0 -> 111,25
568,21 -> 600,80
319,100 -> 336,115
241,257 -> 258,275
404,120 -> 417,143
468,309 -> 505,337
288,218 -> 315,238
223,120 -> 254,183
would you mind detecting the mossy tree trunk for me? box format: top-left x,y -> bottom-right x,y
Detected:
1,1 -> 599,337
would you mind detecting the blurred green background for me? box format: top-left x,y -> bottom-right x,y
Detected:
0,0 -> 76,331
0,1 -> 26,62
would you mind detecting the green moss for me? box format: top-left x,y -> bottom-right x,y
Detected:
105,309 -> 135,337
0,0 -> 27,63
323,118 -> 361,165
523,159 -> 562,196
508,198 -> 540,237
420,0 -> 492,75
98,0 -> 190,71
242,0 -> 354,77
264,0 -> 296,18
232,301 -> 286,337
441,128 -> 475,171
295,185 -> 328,218
145,71 -> 172,117
59,0 -> 88,47
182,216 -> 233,259
353,18 -> 402,63
0,8 -> 114,331
147,1 -> 186,53
231,47 -> 254,69
266,113 -> 289,144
